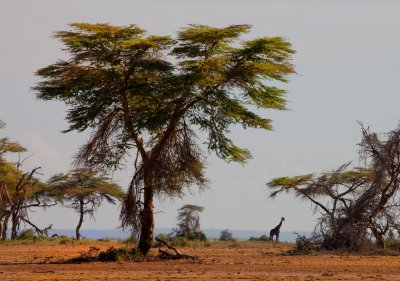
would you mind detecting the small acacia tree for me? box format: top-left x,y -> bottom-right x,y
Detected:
34,23 -> 295,254
47,168 -> 124,240
0,121 -> 53,239
173,204 -> 206,240
268,124 -> 400,250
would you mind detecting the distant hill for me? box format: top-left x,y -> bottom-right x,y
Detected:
47,228 -> 310,242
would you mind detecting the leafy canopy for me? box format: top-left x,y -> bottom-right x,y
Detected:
34,23 -> 295,170
47,168 -> 124,213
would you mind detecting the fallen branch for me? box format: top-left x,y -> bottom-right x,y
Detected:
155,237 -> 197,260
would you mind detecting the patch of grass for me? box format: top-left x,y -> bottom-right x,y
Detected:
248,234 -> 270,241
97,236 -> 110,242
228,240 -> 240,248
385,238 -> 400,252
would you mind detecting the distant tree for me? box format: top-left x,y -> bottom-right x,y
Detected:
47,168 -> 124,240
268,124 -> 400,250
34,23 -> 295,254
173,204 -> 206,241
220,229 -> 234,241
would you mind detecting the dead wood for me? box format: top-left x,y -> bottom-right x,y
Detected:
155,237 -> 197,260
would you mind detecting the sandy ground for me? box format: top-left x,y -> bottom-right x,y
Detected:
1,241 -> 400,280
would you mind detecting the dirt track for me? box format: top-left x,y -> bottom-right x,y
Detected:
1,242 -> 400,280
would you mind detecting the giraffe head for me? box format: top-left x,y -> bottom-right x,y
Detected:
281,217 -> 285,221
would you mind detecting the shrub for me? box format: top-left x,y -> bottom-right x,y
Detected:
98,247 -> 140,261
59,236 -> 73,245
67,246 -> 140,263
386,238 -> 400,252
249,234 -> 269,241
291,233 -> 322,254
170,236 -> 189,247
153,234 -> 189,248
16,229 -> 35,240
219,229 -> 234,241
228,240 -> 240,248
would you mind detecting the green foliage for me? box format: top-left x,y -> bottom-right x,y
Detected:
15,229 -> 35,240
153,234 -> 189,248
249,234 -> 269,241
47,168 -> 124,215
34,21 -> 295,177
0,121 -> 52,240
219,229 -> 235,241
169,236 -> 190,247
173,204 -> 207,241
47,169 -> 124,204
98,246 -> 140,261
59,237 -> 73,245
0,121 -> 26,160
385,238 -> 400,252
228,240 -> 240,248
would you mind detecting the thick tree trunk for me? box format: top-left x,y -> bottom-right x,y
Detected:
76,199 -> 84,240
138,168 -> 155,255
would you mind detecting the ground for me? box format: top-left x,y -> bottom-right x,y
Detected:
1,240 -> 400,280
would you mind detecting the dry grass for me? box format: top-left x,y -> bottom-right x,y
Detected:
1,240 -> 400,280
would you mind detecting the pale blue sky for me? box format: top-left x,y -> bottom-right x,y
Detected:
1,0 -> 399,232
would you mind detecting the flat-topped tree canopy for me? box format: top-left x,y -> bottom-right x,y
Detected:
34,23 -> 295,254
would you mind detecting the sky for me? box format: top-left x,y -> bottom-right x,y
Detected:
1,0 -> 400,233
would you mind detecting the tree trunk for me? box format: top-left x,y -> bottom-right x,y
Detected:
10,201 -> 21,240
376,234 -> 385,249
1,213 -> 10,240
76,199 -> 84,240
370,226 -> 385,249
10,211 -> 18,239
138,168 -> 155,255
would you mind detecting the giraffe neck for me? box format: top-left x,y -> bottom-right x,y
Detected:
276,218 -> 284,230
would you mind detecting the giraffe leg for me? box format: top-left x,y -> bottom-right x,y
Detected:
276,234 -> 279,242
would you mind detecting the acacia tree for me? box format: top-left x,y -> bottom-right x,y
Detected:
173,204 -> 206,240
0,121 -> 53,239
268,125 -> 400,250
47,168 -> 124,240
34,23 -> 295,254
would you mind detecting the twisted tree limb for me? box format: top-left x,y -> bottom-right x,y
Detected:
155,237 -> 197,260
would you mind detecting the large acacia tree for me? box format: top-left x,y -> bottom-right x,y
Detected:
34,23 -> 295,254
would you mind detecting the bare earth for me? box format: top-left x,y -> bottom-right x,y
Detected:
1,241 -> 400,280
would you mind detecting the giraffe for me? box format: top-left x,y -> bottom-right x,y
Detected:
269,217 -> 285,242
